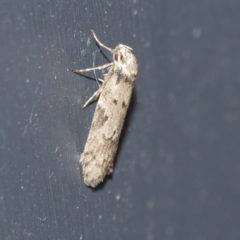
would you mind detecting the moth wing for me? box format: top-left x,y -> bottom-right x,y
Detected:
81,129 -> 119,187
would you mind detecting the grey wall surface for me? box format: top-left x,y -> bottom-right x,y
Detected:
1,0 -> 240,239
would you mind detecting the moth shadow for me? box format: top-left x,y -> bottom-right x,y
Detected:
94,41 -> 112,63
71,72 -> 97,82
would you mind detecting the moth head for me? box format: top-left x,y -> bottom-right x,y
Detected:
112,44 -> 135,65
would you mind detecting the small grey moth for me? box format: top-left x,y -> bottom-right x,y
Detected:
72,30 -> 138,188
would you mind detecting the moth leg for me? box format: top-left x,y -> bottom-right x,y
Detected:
72,62 -> 112,73
97,78 -> 104,83
82,86 -> 103,109
91,30 -> 113,53
95,79 -> 104,87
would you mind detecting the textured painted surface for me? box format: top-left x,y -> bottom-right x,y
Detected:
1,0 -> 240,239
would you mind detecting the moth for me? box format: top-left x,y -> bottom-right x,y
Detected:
72,30 -> 138,187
